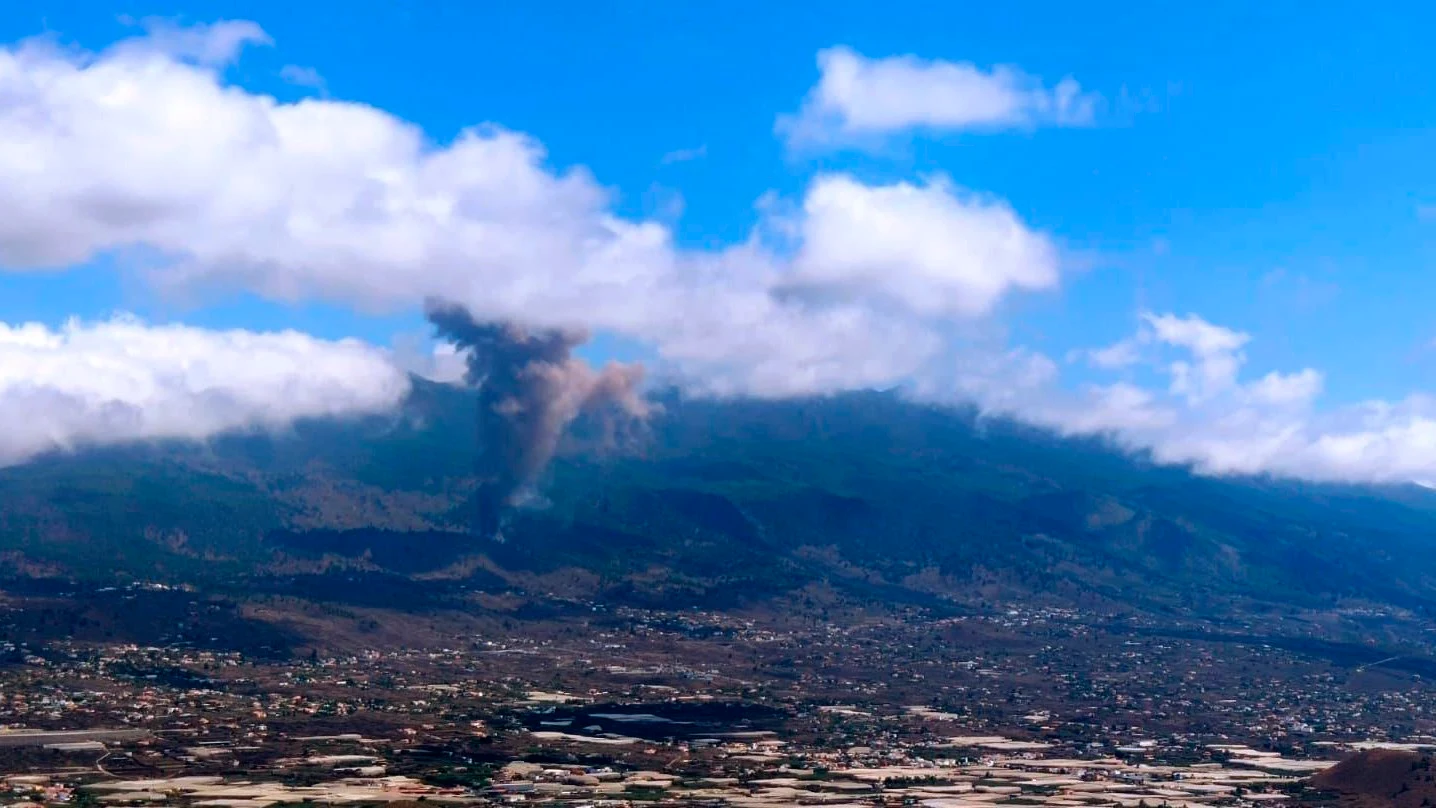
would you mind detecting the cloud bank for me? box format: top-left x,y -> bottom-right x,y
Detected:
953,313 -> 1436,484
0,316 -> 408,466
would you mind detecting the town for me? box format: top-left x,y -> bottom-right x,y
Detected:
0,597 -> 1430,807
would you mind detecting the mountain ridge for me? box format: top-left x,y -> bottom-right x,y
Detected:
2,379 -> 1435,631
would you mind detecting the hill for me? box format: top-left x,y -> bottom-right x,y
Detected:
2,380 -> 1436,651
1307,749 -> 1436,806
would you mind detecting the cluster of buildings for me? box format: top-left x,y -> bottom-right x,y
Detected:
0,599 -> 1429,806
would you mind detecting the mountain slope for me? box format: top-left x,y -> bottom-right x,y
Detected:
1,380 -> 1435,622
1307,749 -> 1436,807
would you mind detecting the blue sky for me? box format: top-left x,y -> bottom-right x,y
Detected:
1,2 -> 1435,479
6,1 -> 1436,399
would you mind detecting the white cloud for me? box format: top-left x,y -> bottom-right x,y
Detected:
1048,382 -> 1179,436
1082,337 -> 1142,369
1142,311 -> 1249,356
1246,368 -> 1323,408
426,342 -> 469,383
0,315 -> 408,466
1142,312 -> 1249,403
116,18 -> 271,66
278,64 -> 326,93
660,144 -> 706,165
785,174 -> 1059,317
778,45 -> 1099,150
0,26 -> 1058,399
937,345 -> 1059,413
943,311 -> 1436,484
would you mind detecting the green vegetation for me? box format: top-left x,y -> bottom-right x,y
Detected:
4,382 -> 1436,625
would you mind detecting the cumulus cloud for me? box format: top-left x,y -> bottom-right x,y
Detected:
946,311 -> 1436,484
0,26 -> 1057,399
1142,312 -> 1249,403
1081,338 -> 1142,370
778,45 -> 1100,150
115,18 -> 271,66
423,342 -> 470,384
785,175 -> 1058,317
278,64 -> 326,93
0,316 -> 409,466
1247,369 -> 1324,408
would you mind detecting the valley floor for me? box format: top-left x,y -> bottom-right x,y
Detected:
0,594 -> 1434,807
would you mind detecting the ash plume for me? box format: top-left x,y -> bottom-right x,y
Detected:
426,300 -> 651,539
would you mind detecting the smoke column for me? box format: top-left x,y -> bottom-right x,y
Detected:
426,300 -> 650,539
